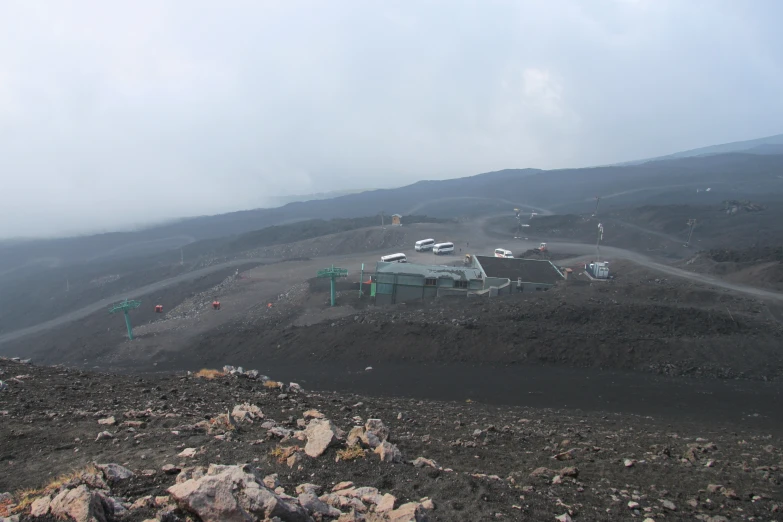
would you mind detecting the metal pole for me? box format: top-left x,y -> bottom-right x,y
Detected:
330,277 -> 336,307
124,311 -> 133,340
686,219 -> 696,246
596,231 -> 601,263
359,263 -> 364,297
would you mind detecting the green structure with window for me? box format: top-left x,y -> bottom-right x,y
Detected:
373,262 -> 485,305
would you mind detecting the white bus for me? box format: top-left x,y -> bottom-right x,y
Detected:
380,253 -> 407,263
433,242 -> 454,255
414,238 -> 436,251
494,248 -> 514,258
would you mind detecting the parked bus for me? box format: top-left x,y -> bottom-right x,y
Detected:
380,253 -> 407,263
414,238 -> 436,251
433,242 -> 454,255
494,248 -> 514,258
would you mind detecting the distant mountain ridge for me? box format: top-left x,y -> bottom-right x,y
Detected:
619,133 -> 783,165
3,152 -> 783,273
266,189 -> 377,207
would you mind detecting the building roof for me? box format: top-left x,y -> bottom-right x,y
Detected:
475,256 -> 564,284
376,261 -> 482,281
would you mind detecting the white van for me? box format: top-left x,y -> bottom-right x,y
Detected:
415,239 -> 435,251
433,242 -> 454,255
380,253 -> 407,263
494,248 -> 513,258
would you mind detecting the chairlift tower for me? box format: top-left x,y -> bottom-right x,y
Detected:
317,265 -> 348,307
109,298 -> 142,340
685,219 -> 697,247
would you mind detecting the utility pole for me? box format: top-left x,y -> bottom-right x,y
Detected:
593,196 -> 601,217
180,248 -> 184,266
596,223 -> 604,263
359,263 -> 364,297
685,219 -> 696,247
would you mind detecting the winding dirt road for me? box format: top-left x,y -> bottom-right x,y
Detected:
2,215 -> 782,347
0,258 -> 273,346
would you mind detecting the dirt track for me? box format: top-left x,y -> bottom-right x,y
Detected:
4,217 -> 783,352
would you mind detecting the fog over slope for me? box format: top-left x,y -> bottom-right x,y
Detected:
2,1 -> 783,237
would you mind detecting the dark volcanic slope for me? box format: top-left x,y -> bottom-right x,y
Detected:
1,359 -> 781,522
188,284 -> 783,381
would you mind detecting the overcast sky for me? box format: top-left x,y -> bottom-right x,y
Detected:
1,0 -> 782,237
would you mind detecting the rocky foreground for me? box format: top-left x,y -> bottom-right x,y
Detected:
1,358 -> 781,522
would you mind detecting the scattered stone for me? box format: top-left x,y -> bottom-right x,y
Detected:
95,431 -> 113,441
624,459 -> 636,468
299,492 -> 341,518
559,466 -> 578,478
97,416 -> 116,426
168,464 -> 310,522
388,502 -> 428,522
268,427 -> 293,439
50,485 -> 108,522
257,475 -> 277,491
303,409 -> 325,420
363,419 -> 389,448
628,500 -> 640,509
332,481 -> 354,492
375,441 -> 403,463
411,457 -> 439,469
231,403 -> 263,422
161,464 -> 181,475
96,463 -> 134,482
660,499 -> 676,511
377,493 -> 397,512
555,514 -> 572,522
722,488 -> 739,499
177,447 -> 198,458
287,452 -> 303,468
289,382 -> 303,393
30,495 -> 52,517
420,498 -> 436,510
707,484 -> 724,493
347,426 -> 365,447
295,483 -> 322,496
304,419 -> 340,458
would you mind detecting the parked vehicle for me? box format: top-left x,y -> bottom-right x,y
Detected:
494,248 -> 514,258
380,253 -> 407,263
433,242 -> 454,255
415,238 -> 436,251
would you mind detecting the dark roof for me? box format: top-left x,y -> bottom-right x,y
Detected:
475,256 -> 564,284
376,261 -> 482,282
